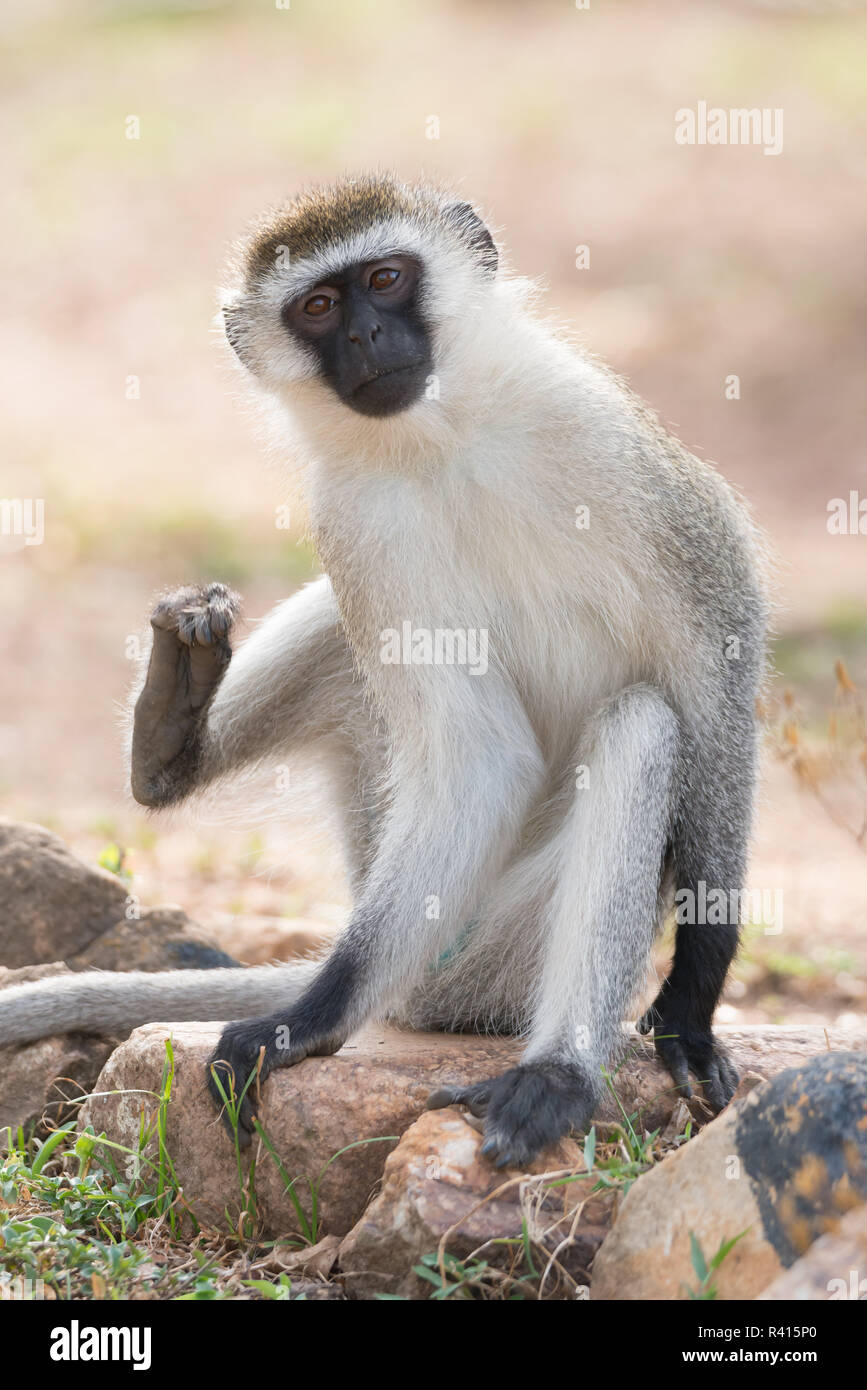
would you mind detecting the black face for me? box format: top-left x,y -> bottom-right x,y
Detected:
281,255 -> 432,417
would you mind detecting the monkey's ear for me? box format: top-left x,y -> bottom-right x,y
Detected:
442,201 -> 498,277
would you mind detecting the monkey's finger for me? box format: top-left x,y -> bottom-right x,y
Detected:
150,587 -> 201,633
718,1051 -> 740,1100
479,1136 -> 518,1169
427,1082 -> 492,1118
426,1085 -> 468,1110
210,1083 -> 253,1150
175,605 -> 216,647
700,1053 -> 737,1112
307,1033 -> 346,1058
202,583 -> 240,637
208,1056 -> 256,1148
636,1006 -> 658,1036
655,1039 -> 692,1097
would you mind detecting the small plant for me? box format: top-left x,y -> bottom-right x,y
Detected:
242,1274 -> 294,1300
407,1251 -> 534,1301
96,842 -> 133,884
0,1041 -> 366,1300
683,1229 -> 750,1300
0,1117 -> 210,1300
210,1055 -> 396,1245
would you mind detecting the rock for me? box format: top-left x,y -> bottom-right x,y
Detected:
0,962 -> 70,989
216,915 -> 338,966
0,821 -> 237,1133
80,1023 -> 524,1238
338,1109 -> 613,1299
79,1023 -> 867,1246
591,1052 -> 867,1301
0,1034 -> 119,1135
0,819 -> 236,975
283,1279 -> 346,1300
68,908 -> 239,973
758,1206 -> 867,1300
264,1234 -> 342,1280
729,1069 -> 769,1104
0,819 -> 128,966
0,966 -> 119,1132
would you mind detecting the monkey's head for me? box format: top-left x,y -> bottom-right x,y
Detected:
221,175 -> 498,422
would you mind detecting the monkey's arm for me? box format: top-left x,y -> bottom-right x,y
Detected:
131,576 -> 352,807
209,669 -> 544,1142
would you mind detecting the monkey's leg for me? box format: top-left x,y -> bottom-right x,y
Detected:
131,575 -> 355,808
208,673 -> 544,1145
429,685 -> 678,1167
636,708 -> 755,1109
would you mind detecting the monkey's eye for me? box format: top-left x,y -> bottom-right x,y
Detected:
303,292 -> 338,317
369,267 -> 400,291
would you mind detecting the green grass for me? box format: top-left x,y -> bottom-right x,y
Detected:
210,1055 -> 397,1245
683,1228 -> 751,1301
0,1043 -> 212,1299
0,1040 -> 387,1300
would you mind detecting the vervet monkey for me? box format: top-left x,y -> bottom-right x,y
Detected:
0,176 -> 767,1166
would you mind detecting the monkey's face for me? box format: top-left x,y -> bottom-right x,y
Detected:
279,255 -> 432,417
221,177 -> 499,427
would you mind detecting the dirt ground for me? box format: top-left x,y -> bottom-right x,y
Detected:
1,0 -> 865,1028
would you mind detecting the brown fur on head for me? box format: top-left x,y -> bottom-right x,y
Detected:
242,175 -> 420,280
238,173 -> 497,284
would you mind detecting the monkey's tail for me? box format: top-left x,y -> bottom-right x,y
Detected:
0,962 -> 319,1047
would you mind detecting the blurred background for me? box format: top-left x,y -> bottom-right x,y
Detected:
0,0 -> 864,1026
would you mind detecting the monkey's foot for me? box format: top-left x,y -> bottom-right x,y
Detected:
427,1062 -> 597,1169
637,1000 -> 738,1111
207,1016 -> 344,1148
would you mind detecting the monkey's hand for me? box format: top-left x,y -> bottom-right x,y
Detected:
131,582 -> 240,807
427,1061 -> 599,1169
207,1014 -> 345,1149
637,993 -> 738,1111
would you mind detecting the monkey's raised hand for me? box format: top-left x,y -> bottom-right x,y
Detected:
131,582 -> 240,808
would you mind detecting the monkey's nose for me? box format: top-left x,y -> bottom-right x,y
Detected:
348,322 -> 381,345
